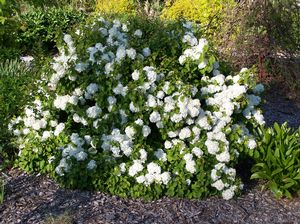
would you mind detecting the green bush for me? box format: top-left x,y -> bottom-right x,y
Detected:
17,7 -> 85,56
251,123 -> 300,199
10,15 -> 265,200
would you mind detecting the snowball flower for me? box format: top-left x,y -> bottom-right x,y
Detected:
126,48 -> 136,59
192,147 -> 203,158
142,125 -> 151,137
248,139 -> 257,149
129,160 -> 144,176
87,160 -> 97,170
179,127 -> 191,140
147,162 -> 161,174
149,111 -> 161,123
154,149 -> 167,162
76,151 -> 88,161
125,126 -> 136,139
131,70 -> 140,81
54,95 -> 70,110
142,47 -> 151,57
134,29 -> 142,37
86,83 -> 99,95
222,186 -> 236,200
212,180 -> 225,191
86,105 -> 101,118
54,123 -> 65,136
161,172 -> 171,185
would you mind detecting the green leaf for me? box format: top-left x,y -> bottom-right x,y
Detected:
250,172 -> 270,180
271,168 -> 283,177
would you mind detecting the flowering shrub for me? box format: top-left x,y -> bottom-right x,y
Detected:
10,16 -> 265,200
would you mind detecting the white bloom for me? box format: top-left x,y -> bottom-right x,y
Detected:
149,111 -> 161,123
142,125 -> 151,137
116,45 -> 126,60
125,126 -> 136,139
54,95 -> 70,110
54,123 -> 65,136
136,175 -> 146,184
156,91 -> 165,99
164,140 -> 172,149
147,162 -> 161,174
86,83 -> 99,95
68,96 -> 78,105
86,105 -> 101,118
139,148 -> 147,161
147,95 -> 157,108
107,96 -> 117,105
146,70 -> 157,83
205,140 -> 219,155
185,159 -> 196,174
154,149 -> 167,162
216,151 -> 230,162
142,47 -> 151,57
113,83 -> 128,96
134,29 -> 142,37
87,160 -> 97,170
222,187 -> 236,200
167,131 -> 178,138
198,60 -> 207,69
75,151 -> 87,161
248,139 -> 257,149
161,172 -> 171,185
179,127 -> 191,140
42,131 -> 51,141
50,120 -> 58,127
128,160 -> 144,176
129,102 -> 140,113
253,110 -> 265,125
192,147 -> 203,158
134,119 -> 144,126
212,180 -> 225,191
126,48 -> 136,59
120,163 -> 126,173
75,62 -> 88,73
131,70 -> 140,81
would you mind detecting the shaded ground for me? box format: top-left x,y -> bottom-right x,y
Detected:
0,87 -> 300,224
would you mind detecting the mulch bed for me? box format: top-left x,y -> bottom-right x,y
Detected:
1,88 -> 300,224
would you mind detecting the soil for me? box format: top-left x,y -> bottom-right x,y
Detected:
0,87 -> 300,224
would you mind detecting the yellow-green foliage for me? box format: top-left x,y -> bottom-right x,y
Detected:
96,0 -> 136,14
161,0 -> 236,33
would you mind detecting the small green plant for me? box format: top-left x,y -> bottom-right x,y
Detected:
251,123 -> 300,199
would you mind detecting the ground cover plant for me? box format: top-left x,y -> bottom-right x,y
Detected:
251,123 -> 300,199
8,14 -> 267,201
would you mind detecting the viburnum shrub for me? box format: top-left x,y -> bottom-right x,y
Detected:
10,16 -> 265,200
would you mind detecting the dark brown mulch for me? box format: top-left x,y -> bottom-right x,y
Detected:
0,88 -> 300,224
0,169 -> 300,224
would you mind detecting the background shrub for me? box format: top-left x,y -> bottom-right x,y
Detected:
161,0 -> 236,37
17,7 -> 85,56
96,0 -> 136,14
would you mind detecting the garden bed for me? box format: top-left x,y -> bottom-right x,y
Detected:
1,89 -> 299,224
